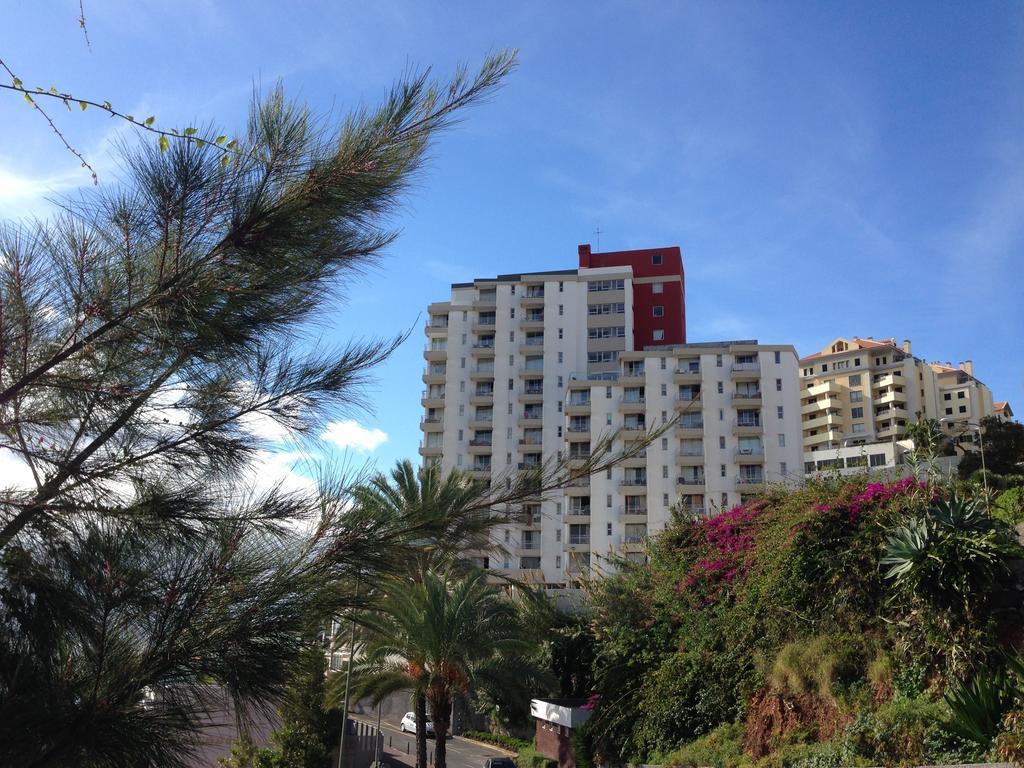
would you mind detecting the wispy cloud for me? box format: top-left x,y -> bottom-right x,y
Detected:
321,419 -> 389,452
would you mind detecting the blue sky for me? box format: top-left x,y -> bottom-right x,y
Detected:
2,1 -> 1022,478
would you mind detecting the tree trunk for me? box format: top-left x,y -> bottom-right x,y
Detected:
415,692 -> 428,768
431,692 -> 451,768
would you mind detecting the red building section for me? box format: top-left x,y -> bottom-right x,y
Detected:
578,243 -> 686,349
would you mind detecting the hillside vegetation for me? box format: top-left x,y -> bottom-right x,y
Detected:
583,476 -> 1024,767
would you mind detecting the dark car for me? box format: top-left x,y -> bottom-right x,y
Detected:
484,759 -> 516,768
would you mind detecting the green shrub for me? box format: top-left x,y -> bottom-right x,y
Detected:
840,696 -> 978,767
768,635 -> 869,702
462,731 -> 531,751
514,743 -> 557,768
661,722 -> 745,767
994,486 -> 1024,526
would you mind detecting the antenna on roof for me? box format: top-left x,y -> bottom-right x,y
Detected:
593,226 -> 602,251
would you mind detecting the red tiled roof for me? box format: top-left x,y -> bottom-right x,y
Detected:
799,336 -> 896,363
994,401 -> 1009,410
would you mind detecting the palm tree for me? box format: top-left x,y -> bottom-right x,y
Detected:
330,569 -> 547,768
351,459 -> 501,575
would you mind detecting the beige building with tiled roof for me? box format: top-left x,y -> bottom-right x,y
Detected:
994,401 -> 1014,422
798,336 -> 999,474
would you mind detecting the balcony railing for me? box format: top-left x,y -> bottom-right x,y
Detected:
469,439 -> 492,447
733,391 -> 762,400
568,535 -> 589,546
622,506 -> 648,516
568,398 -> 591,407
568,506 -> 591,516
737,474 -> 765,485
732,361 -> 760,372
519,436 -> 542,445
621,476 -> 647,486
521,411 -> 543,420
678,419 -> 704,429
524,287 -> 545,298
677,475 -> 706,486
735,447 -> 764,458
623,534 -> 646,544
472,341 -> 495,349
567,425 -> 590,433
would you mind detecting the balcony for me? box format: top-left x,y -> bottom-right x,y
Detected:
566,424 -> 591,438
677,505 -> 706,518
802,412 -> 843,432
732,390 -> 762,406
804,428 -> 844,448
731,361 -> 761,378
471,318 -> 497,333
677,475 -> 706,491
620,395 -> 646,412
565,508 -> 591,524
517,460 -> 542,471
421,390 -> 445,408
470,342 -> 495,358
872,372 -> 904,389
518,434 -> 543,446
423,348 -> 447,362
875,389 -> 906,406
677,421 -> 704,437
520,313 -> 545,330
620,452 -> 647,468
733,419 -> 763,436
519,365 -> 544,378
422,369 -> 446,385
469,392 -> 494,406
677,449 -> 704,465
620,367 -> 646,386
469,367 -> 495,381
736,474 -> 766,489
418,442 -> 443,458
801,396 -> 842,415
472,294 -> 497,310
620,507 -> 649,523
519,412 -> 544,427
566,398 -> 591,415
875,405 -> 909,421
619,476 -> 648,488
425,321 -> 449,337
421,416 -> 444,432
804,380 -> 842,398
735,447 -> 765,462
519,384 -> 544,401
620,423 -> 647,439
468,438 -> 493,450
673,366 -> 702,384
623,533 -> 647,545
468,416 -> 493,430
520,288 -> 545,307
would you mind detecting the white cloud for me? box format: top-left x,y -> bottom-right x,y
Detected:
320,420 -> 388,453
0,448 -> 36,491
243,449 -> 318,495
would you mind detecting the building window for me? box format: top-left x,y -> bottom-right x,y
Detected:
849,374 -> 861,386
652,281 -> 664,294
719,436 -> 726,449
957,391 -> 966,399
652,253 -> 663,265
852,423 -> 865,433
558,328 -> 563,339
851,407 -> 864,419
869,454 -> 886,467
777,406 -> 784,418
945,407 -> 953,415
850,391 -> 863,402
780,462 -> 787,476
778,434 -> 786,447
719,409 -> 724,421
835,360 -> 849,370
716,355 -> 723,368
558,352 -> 564,363
717,381 -> 724,394
959,405 -> 967,413
661,383 -> 667,396
821,364 -> 827,372
721,464 -> 727,478
776,378 -> 782,392
944,393 -> 952,401
854,357 -> 861,366
652,306 -> 664,318
559,281 -> 564,292
774,351 -> 781,364
559,304 -> 564,316
653,329 -> 665,341
607,522 -> 613,535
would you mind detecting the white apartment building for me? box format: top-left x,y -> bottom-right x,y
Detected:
419,245 -> 803,588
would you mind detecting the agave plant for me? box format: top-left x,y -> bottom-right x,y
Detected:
881,494 -> 1012,616
943,664 -> 1018,749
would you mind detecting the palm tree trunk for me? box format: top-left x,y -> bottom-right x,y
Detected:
432,692 -> 451,768
415,692 -> 428,768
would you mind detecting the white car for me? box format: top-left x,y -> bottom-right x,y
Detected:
400,712 -> 434,736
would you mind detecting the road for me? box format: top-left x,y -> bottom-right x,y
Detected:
351,714 -> 516,768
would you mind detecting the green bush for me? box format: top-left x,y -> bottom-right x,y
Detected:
994,486 -> 1024,526
514,743 -> 557,768
661,722 -> 745,767
462,731 -> 530,751
768,635 -> 869,702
